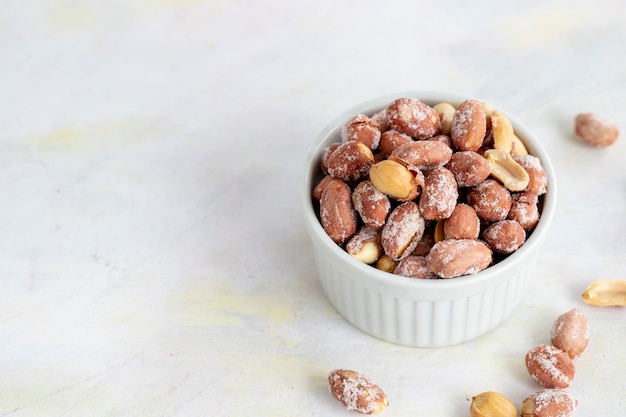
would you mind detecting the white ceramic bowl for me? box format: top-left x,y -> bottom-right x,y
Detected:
301,91 -> 557,348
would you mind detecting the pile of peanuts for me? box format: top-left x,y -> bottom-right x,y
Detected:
312,97 -> 548,278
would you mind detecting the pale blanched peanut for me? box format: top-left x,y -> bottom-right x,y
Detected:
491,111 -> 515,153
470,391 -> 517,417
484,149 -> 530,192
369,159 -> 421,201
512,134 -> 529,156
433,102 -> 456,135
482,101 -> 494,129
346,227 -> 382,264
582,279 -> 626,306
375,254 -> 398,273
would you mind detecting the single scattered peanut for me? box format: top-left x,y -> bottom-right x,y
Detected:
574,112 -> 619,148
550,308 -> 590,359
525,344 -> 575,389
582,279 -> 626,306
470,391 -> 517,417
328,369 -> 389,414
521,389 -> 577,417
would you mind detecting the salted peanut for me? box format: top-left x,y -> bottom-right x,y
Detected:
370,108 -> 391,133
508,191 -> 540,230
394,255 -> 436,279
326,141 -> 374,182
419,167 -> 458,221
467,179 -> 512,222
512,134 -> 529,156
451,99 -> 487,151
470,391 -> 517,417
320,179 -> 357,245
525,344 -> 575,389
444,203 -> 480,240
346,227 -> 382,264
515,154 -> 547,195
482,220 -> 525,254
445,151 -> 491,187
379,130 -> 413,157
491,111 -> 515,153
574,112 -> 619,148
386,97 -> 440,139
369,159 -> 422,201
375,254 -> 398,273
389,139 -> 453,170
341,114 -> 382,150
321,143 -> 341,174
551,308 -> 590,359
484,149 -> 530,192
411,227 -> 435,256
381,202 -> 425,261
328,369 -> 389,414
427,239 -> 492,278
521,389 -> 577,417
582,279 -> 626,306
352,181 -> 391,229
433,102 -> 456,135
429,134 -> 452,148
313,175 -> 334,200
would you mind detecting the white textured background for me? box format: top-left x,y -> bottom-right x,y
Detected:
1,1 -> 625,415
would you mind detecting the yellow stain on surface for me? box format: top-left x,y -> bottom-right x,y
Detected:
171,280 -> 296,328
155,0 -> 203,6
503,4 -> 601,48
22,119 -> 149,150
44,3 -> 94,30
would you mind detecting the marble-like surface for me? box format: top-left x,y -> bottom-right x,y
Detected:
1,1 -> 625,415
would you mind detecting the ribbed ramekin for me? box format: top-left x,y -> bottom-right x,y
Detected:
301,91 -> 556,347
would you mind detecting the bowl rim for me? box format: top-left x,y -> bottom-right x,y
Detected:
300,90 -> 557,297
